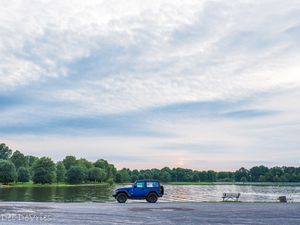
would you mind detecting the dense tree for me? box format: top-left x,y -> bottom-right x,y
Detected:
88,167 -> 106,182
17,167 -> 30,183
63,156 -> 77,170
0,143 -> 12,160
77,158 -> 93,169
107,164 -> 117,180
26,155 -> 39,178
56,161 -> 66,183
218,172 -> 230,181
207,170 -> 217,182
283,167 -> 296,174
234,167 -> 249,182
160,171 -> 172,182
26,155 -> 39,167
11,150 -> 28,169
115,172 -> 122,183
192,172 -> 200,182
94,159 -> 108,169
140,169 -> 152,180
115,169 -> 130,183
240,177 -> 247,183
32,157 -> 56,184
130,174 -> 139,182
94,159 -> 117,181
290,173 -> 299,182
161,167 -> 172,174
2,143 -> 300,185
151,168 -> 161,180
185,169 -> 194,182
249,165 -> 269,182
66,166 -> 86,184
198,171 -> 208,182
0,160 -> 17,184
175,168 -> 187,181
160,167 -> 173,182
130,169 -> 140,182
270,167 -> 284,178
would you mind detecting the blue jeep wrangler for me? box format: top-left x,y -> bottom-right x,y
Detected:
113,180 -> 164,203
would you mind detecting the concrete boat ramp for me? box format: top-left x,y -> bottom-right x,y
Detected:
0,202 -> 299,224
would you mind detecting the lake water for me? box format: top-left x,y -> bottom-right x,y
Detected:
0,184 -> 299,203
162,185 -> 300,203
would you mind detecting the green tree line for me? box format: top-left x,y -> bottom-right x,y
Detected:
0,143 -> 300,184
115,166 -> 300,183
0,143 -> 116,184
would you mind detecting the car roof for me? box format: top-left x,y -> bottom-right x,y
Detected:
135,179 -> 159,182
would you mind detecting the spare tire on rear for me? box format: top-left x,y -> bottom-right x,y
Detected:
160,185 -> 164,195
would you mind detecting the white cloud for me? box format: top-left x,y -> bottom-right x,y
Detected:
0,0 -> 200,87
0,0 -> 295,113
1,0 -> 300,169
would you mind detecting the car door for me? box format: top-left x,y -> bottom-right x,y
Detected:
131,181 -> 147,197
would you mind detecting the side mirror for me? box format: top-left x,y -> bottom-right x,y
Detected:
133,184 -> 137,188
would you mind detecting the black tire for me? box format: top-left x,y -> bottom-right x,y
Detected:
116,193 -> 127,203
146,193 -> 158,203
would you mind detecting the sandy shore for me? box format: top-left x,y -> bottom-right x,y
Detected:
0,201 -> 299,224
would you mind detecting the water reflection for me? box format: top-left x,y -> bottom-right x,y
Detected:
0,185 -> 115,202
0,184 -> 299,202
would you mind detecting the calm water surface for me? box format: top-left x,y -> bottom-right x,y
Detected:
0,184 -> 299,203
162,185 -> 300,202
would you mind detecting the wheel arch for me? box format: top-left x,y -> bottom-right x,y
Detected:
147,191 -> 158,197
116,191 -> 130,198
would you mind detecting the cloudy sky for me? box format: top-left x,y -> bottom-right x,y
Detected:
1,0 -> 300,170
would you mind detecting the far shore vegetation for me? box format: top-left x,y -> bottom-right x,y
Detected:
1,143 -> 300,187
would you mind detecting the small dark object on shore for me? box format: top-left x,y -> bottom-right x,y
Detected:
278,196 -> 287,203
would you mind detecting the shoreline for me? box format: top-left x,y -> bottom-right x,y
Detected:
1,181 -> 300,188
0,182 -> 112,188
164,182 -> 300,186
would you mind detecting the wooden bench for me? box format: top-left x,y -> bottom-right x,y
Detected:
222,193 -> 240,201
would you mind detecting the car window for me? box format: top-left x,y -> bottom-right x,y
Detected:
146,182 -> 159,188
136,182 -> 144,188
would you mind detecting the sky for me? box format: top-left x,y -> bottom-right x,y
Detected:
0,0 -> 300,170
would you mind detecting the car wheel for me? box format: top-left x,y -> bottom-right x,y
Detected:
116,193 -> 127,203
146,193 -> 158,203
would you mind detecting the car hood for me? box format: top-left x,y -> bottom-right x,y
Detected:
116,187 -> 132,192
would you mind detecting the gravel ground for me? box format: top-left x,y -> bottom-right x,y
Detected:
0,201 -> 299,225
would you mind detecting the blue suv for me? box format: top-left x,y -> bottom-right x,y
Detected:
113,180 -> 164,203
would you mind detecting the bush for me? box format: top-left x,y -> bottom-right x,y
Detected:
107,178 -> 114,185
